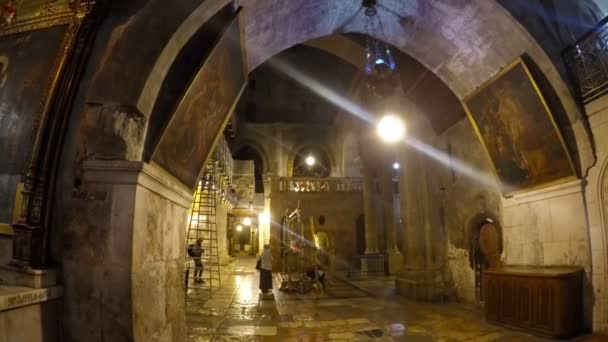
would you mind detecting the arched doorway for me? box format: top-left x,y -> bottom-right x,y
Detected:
471,218 -> 503,302
234,144 -> 266,193
291,145 -> 332,178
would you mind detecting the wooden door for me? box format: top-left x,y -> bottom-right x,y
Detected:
476,222 -> 501,300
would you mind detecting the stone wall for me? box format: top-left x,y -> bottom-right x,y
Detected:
232,122 -> 349,177
500,180 -> 592,328
582,96 -> 608,331
62,161 -> 191,342
268,178 -> 364,272
435,119 -> 503,304
0,235 -> 11,267
0,298 -> 62,342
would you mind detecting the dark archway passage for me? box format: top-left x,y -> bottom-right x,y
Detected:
234,145 -> 265,193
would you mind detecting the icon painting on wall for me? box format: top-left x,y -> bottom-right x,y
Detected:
463,57 -> 577,196
0,24 -> 68,176
151,10 -> 248,189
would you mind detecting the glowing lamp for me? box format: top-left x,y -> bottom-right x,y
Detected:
259,211 -> 270,224
393,162 -> 400,170
243,217 -> 252,226
377,115 -> 405,143
236,225 -> 243,232
305,155 -> 316,166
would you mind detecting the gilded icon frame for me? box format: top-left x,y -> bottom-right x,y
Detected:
462,57 -> 577,197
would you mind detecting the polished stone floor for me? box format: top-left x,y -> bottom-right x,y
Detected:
186,258 -> 607,342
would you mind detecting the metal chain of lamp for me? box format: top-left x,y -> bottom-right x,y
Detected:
362,0 -> 398,99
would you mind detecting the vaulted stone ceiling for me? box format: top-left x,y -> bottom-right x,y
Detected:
235,44 -> 358,125
236,33 -> 465,133
84,0 -> 595,171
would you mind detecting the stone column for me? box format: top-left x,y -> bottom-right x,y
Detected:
398,146 -> 425,268
360,168 -> 380,275
63,161 -> 191,341
381,168 -> 397,252
380,166 -> 402,274
395,144 -> 445,301
216,201 -> 230,265
362,170 -> 379,254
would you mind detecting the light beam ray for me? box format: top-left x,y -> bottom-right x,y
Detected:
267,56 -> 375,123
265,54 -> 511,194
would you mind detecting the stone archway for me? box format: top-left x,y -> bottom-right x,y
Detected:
232,140 -> 270,174
81,0 -> 592,171
60,1 -> 602,340
233,142 -> 268,193
134,0 -> 591,170
466,213 -> 503,301
287,143 -> 335,178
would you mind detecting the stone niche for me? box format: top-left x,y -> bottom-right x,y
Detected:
62,160 -> 191,342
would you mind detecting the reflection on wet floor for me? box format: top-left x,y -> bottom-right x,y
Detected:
187,258 -> 607,342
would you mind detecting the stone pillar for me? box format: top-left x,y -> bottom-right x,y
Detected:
360,169 -> 380,275
380,167 -> 402,274
398,146 -> 425,268
63,161 -> 191,341
380,168 -> 398,252
362,170 -> 379,254
395,145 -> 446,301
216,201 -> 230,265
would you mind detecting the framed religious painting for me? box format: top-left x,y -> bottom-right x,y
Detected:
0,24 -> 69,179
151,9 -> 248,189
463,57 -> 577,197
0,0 -> 93,194
0,0 -> 96,266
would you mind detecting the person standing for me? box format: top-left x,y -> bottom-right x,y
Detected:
259,244 -> 273,293
188,238 -> 205,283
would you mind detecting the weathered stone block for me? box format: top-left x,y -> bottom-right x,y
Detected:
0,266 -> 57,288
549,194 -> 587,242
132,263 -> 167,341
0,297 -> 62,342
78,103 -> 146,161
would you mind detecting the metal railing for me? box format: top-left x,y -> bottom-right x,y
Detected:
278,177 -> 363,193
563,16 -> 608,103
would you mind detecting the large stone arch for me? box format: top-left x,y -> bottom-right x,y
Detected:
59,1 -> 606,339
120,0 -> 591,172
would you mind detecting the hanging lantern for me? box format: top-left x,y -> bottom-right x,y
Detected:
362,0 -> 398,99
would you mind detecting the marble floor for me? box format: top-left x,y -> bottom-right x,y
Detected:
186,258 -> 607,342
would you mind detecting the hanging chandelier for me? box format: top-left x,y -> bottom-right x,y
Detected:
362,0 -> 398,99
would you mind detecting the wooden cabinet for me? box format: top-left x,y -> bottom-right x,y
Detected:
483,266 -> 583,339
